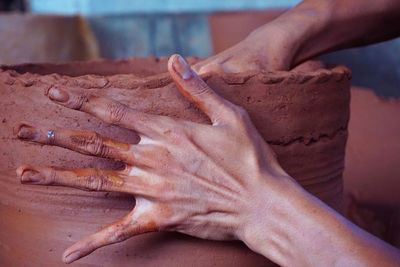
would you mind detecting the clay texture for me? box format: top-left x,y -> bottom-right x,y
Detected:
344,87 -> 400,247
0,57 -> 350,266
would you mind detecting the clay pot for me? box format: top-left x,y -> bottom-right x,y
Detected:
0,57 -> 350,266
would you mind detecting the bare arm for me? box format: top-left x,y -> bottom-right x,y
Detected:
195,0 -> 400,73
194,2 -> 400,264
241,176 -> 400,266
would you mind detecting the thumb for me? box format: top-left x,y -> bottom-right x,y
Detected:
62,209 -> 157,264
168,54 -> 234,125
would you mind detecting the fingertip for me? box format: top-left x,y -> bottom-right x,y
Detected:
48,86 -> 70,103
62,249 -> 80,264
167,54 -> 179,78
15,122 -> 40,141
168,54 -> 194,81
16,165 -> 44,184
16,165 -> 29,179
167,54 -> 180,72
62,242 -> 85,264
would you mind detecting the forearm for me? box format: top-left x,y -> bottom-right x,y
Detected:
246,0 -> 400,69
240,176 -> 400,266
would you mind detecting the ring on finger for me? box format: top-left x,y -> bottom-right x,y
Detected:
46,130 -> 55,144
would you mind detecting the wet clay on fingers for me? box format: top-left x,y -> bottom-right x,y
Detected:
0,57 -> 350,266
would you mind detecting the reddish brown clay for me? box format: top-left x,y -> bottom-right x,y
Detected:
0,57 -> 350,266
344,87 -> 400,248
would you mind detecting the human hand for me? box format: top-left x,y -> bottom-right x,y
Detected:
16,54 -> 295,264
193,20 -> 299,74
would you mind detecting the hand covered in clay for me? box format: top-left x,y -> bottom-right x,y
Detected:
16,55 -> 294,264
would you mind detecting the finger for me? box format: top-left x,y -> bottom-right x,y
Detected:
45,85 -> 162,136
62,199 -> 158,264
16,165 -> 131,193
16,122 -> 135,163
168,54 -> 235,125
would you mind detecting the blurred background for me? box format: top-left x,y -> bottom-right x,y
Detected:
0,0 -> 399,97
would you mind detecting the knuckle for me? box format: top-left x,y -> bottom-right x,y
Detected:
195,82 -> 211,96
47,168 -> 58,184
162,126 -> 189,144
188,81 -> 213,99
172,127 -> 187,139
110,220 -> 133,242
106,102 -> 128,124
72,133 -> 110,157
112,228 -> 130,242
71,91 -> 91,111
85,174 -> 107,191
89,133 -> 109,157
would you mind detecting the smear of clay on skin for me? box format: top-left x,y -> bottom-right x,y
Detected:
103,138 -> 130,151
73,169 -> 124,187
68,131 -> 130,151
105,172 -> 125,187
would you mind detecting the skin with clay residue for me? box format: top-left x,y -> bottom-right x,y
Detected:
20,169 -> 43,183
13,53 -> 400,267
16,123 -> 40,141
69,130 -> 130,151
15,54 -> 296,264
103,138 -> 130,151
72,169 -> 125,188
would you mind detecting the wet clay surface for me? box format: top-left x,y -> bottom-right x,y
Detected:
0,57 -> 350,266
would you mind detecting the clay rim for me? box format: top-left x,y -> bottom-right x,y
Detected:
0,57 -> 352,90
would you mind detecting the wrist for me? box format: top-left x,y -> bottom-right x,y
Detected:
237,171 -> 388,266
243,21 -> 300,70
244,0 -> 333,69
275,0 -> 334,66
237,174 -> 310,265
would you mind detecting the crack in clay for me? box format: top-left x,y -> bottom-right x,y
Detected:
268,127 -> 347,146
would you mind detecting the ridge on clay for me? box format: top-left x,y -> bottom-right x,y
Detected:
0,57 -> 351,266
0,57 -> 351,146
1,56 -> 351,88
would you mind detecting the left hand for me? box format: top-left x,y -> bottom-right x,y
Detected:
192,20 -> 298,74
16,54 -> 293,264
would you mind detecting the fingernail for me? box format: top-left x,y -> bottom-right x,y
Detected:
48,86 -> 69,103
173,55 -> 193,80
63,250 -> 80,264
17,124 -> 39,141
20,169 -> 43,183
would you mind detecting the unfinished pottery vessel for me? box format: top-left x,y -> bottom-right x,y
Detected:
0,57 -> 351,266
